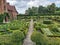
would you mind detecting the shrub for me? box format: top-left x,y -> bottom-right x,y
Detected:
11,30 -> 25,43
31,31 -> 49,45
43,20 -> 52,24
35,26 -> 41,30
57,19 -> 60,22
23,29 -> 28,36
10,26 -> 19,30
51,28 -> 59,32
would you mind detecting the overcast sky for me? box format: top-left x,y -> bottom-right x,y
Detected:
6,0 -> 60,14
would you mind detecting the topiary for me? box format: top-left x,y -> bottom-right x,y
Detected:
51,28 -> 59,32
43,20 -> 52,24
31,31 -> 49,45
11,30 -> 25,43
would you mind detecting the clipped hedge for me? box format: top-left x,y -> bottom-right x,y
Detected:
31,31 -> 49,45
43,20 -> 52,24
56,19 -> 60,22
11,30 -> 25,42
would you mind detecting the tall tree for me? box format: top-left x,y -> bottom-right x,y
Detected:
25,3 -> 57,15
38,6 -> 48,14
25,7 -> 38,15
47,3 -> 56,13
38,6 -> 44,14
25,8 -> 33,15
32,7 -> 38,15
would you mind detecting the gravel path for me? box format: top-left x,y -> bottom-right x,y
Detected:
23,19 -> 35,45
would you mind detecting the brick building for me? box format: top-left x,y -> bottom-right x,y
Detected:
0,0 -> 18,22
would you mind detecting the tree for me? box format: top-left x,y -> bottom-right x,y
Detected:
51,3 -> 56,13
25,3 -> 57,15
32,7 -> 38,15
38,6 -> 44,14
26,8 -> 33,15
25,7 -> 38,15
47,3 -> 56,13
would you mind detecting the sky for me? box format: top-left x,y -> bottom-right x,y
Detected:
6,0 -> 60,14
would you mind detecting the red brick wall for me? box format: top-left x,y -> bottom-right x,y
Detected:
0,0 -> 5,14
6,3 -> 18,20
0,0 -> 18,20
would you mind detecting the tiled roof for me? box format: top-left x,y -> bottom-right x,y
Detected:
6,3 -> 17,12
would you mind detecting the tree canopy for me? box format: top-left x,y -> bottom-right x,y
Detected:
25,3 -> 60,15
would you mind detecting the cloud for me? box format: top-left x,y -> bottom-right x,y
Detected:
27,0 -> 52,7
6,0 -> 60,14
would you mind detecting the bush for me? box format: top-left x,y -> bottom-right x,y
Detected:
10,26 -> 19,30
11,30 -> 25,42
35,26 -> 41,30
43,20 -> 52,24
51,28 -> 59,32
57,19 -> 60,22
0,34 -> 12,45
31,31 -> 49,45
23,29 -> 28,36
